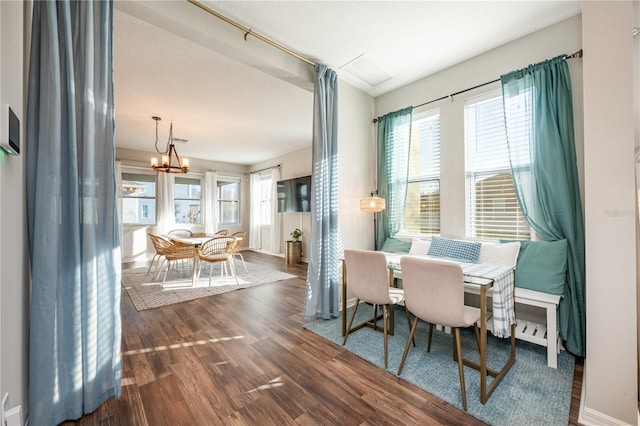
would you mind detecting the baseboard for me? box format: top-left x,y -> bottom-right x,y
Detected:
578,363 -> 636,426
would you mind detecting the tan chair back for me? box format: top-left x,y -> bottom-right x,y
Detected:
400,256 -> 467,328
214,230 -> 228,236
344,249 -> 392,306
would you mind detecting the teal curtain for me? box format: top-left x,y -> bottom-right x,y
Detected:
303,64 -> 339,320
26,1 -> 122,424
375,107 -> 413,250
501,56 -> 585,357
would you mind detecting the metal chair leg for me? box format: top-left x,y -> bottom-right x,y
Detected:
398,317 -> 419,375
342,299 -> 361,346
454,328 -> 468,411
427,323 -> 434,352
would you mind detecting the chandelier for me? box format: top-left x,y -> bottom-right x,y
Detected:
150,116 -> 189,174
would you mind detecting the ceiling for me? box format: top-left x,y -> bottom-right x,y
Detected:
113,0 -> 582,166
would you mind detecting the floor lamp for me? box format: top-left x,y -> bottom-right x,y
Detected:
360,190 -> 386,250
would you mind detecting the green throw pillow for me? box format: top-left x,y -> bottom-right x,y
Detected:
380,238 -> 411,253
501,239 -> 568,296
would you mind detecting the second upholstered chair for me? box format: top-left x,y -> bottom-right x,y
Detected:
343,249 -> 408,369
397,256 -> 481,411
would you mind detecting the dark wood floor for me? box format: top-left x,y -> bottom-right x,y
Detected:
63,251 -> 584,425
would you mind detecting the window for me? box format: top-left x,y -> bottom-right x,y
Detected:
218,177 -> 240,225
258,173 -> 273,225
121,172 -> 156,225
401,109 -> 440,235
464,92 -> 530,240
174,176 -> 202,224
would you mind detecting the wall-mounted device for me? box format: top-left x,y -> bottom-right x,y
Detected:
0,104 -> 20,155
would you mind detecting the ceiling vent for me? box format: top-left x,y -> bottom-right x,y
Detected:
340,54 -> 392,87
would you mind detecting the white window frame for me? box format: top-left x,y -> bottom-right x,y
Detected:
464,90 -> 531,241
217,176 -> 241,225
173,174 -> 203,226
121,169 -> 157,226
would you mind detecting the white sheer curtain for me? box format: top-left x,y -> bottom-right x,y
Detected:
249,173 -> 261,249
203,171 -> 218,234
156,172 -> 175,234
270,167 -> 281,254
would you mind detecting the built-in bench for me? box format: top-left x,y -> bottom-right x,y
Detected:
463,285 -> 561,368
383,236 -> 567,369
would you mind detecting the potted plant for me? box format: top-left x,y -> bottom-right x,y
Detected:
290,228 -> 302,241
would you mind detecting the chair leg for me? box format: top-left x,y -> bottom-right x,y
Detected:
398,317 -> 419,375
146,254 -> 158,276
473,322 -> 481,351
342,299 -> 361,346
453,328 -> 468,411
236,253 -> 248,273
383,304 -> 388,369
162,261 -> 171,284
208,261 -> 214,286
427,323 -> 434,353
228,258 -> 239,284
403,307 -> 416,347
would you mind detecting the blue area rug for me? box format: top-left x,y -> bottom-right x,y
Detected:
303,305 -> 575,425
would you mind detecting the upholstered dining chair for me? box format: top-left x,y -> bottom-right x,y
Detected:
229,231 -> 247,273
147,234 -> 173,277
160,239 -> 196,285
398,256 -> 481,412
343,249 -> 410,369
196,236 -> 238,285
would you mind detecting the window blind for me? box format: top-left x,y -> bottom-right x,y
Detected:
465,93 -> 530,240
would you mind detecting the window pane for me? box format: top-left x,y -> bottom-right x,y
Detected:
401,110 -> 440,235
465,93 -> 530,240
219,200 -> 239,224
218,178 -> 240,224
403,180 -> 440,234
174,176 -> 202,224
121,172 -> 156,225
122,198 -> 156,225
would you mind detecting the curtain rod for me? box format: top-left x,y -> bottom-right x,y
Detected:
250,164 -> 281,174
186,0 -> 316,67
373,49 -> 583,123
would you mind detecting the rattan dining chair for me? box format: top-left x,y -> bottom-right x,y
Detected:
398,256 -> 481,412
229,231 -> 247,273
343,249 -> 411,369
214,229 -> 228,236
147,234 -> 173,277
196,236 -> 238,285
160,240 -> 196,285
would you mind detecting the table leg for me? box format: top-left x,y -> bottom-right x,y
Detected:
191,253 -> 198,287
342,260 -> 347,337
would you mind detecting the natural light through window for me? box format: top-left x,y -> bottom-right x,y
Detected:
401,109 -> 440,235
464,92 -> 530,240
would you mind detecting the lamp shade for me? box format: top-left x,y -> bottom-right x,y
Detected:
360,196 -> 386,213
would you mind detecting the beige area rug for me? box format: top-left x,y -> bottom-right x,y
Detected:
122,261 -> 296,311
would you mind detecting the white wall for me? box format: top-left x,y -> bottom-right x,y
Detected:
0,0 -> 28,416
251,146 -> 312,258
375,15 -> 584,240
582,2 -> 638,424
337,81 -> 376,251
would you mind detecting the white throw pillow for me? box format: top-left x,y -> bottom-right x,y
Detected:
477,241 -> 521,268
409,237 -> 431,255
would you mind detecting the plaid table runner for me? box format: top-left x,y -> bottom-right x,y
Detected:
383,253 -> 515,338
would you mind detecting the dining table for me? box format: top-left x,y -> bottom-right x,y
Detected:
341,252 -> 517,404
165,234 -> 215,286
